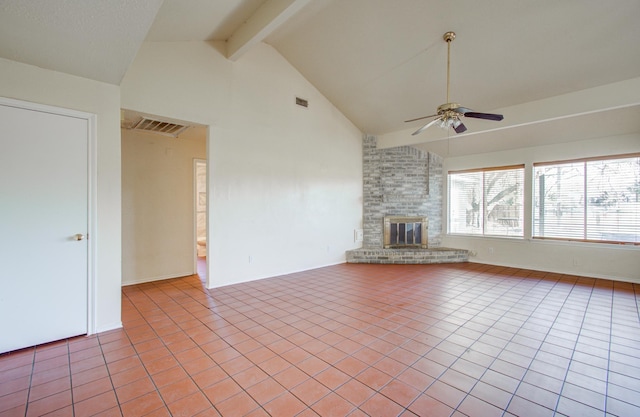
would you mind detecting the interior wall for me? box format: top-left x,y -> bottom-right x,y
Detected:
121,126 -> 206,285
0,57 -> 122,332
442,133 -> 640,282
120,41 -> 363,288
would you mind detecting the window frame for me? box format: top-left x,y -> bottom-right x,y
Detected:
448,164 -> 525,238
532,152 -> 640,246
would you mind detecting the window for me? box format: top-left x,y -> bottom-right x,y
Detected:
533,154 -> 640,244
449,165 -> 524,237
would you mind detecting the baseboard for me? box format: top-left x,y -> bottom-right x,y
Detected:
207,261 -> 346,289
94,321 -> 123,334
121,271 -> 196,286
468,259 -> 640,284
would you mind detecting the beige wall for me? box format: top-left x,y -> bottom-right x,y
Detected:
121,41 -> 363,288
121,126 -> 206,285
443,134 -> 640,282
0,57 -> 122,332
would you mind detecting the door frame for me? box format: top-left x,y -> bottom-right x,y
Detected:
0,97 -> 98,335
193,158 -> 207,271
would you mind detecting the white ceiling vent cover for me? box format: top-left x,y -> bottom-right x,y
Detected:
132,117 -> 188,137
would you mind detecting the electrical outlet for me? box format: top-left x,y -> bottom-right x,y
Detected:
354,229 -> 364,242
488,247 -> 494,255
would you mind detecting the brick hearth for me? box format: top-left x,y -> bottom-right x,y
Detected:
346,247 -> 468,264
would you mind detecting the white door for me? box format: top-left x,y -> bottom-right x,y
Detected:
0,101 -> 89,354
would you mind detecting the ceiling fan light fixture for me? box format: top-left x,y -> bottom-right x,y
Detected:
436,111 -> 461,130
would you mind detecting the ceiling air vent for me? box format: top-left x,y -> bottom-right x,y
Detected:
132,117 -> 188,137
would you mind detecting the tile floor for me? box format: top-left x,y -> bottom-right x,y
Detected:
1,262 -> 639,416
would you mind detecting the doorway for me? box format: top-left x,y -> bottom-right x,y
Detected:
121,110 -> 207,285
194,159 -> 207,282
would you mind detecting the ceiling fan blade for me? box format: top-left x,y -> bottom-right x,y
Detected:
464,112 -> 504,121
411,118 -> 440,136
454,122 -> 467,134
405,114 -> 437,123
453,106 -> 473,114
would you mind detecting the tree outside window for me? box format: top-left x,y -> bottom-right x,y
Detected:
533,154 -> 640,243
449,166 -> 524,237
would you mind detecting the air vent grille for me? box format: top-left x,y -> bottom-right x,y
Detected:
132,117 -> 188,137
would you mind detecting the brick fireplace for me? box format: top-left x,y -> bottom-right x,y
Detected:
346,135 -> 468,264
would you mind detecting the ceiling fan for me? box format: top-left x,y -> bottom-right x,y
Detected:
406,31 -> 504,136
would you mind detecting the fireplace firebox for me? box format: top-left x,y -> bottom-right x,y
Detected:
383,216 -> 428,249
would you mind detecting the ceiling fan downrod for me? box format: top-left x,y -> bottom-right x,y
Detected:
443,31 -> 455,105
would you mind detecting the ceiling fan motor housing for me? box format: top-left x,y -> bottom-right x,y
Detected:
437,103 -> 461,114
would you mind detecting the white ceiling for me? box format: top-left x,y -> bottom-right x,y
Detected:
144,0 -> 267,42
0,0 -> 164,85
1,0 -> 639,152
261,0 -> 640,137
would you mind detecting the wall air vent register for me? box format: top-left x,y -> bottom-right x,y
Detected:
132,117 -> 188,138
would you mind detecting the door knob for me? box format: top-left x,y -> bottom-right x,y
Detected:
74,234 -> 85,241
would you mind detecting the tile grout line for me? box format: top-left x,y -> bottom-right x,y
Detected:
548,279 -> 597,417
66,340 -> 75,417
380,271 -> 554,414
604,281 -> 615,416
22,346 -> 36,417
123,283 -> 223,416
420,273 -> 568,416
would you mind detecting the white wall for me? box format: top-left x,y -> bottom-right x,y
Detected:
121,41 -> 363,288
121,126 -> 206,285
0,57 -> 122,332
443,134 -> 640,282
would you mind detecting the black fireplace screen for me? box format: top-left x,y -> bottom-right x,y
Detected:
390,222 -> 422,246
383,216 -> 428,248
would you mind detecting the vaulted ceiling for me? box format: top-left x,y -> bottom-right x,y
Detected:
1,0 -> 639,154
